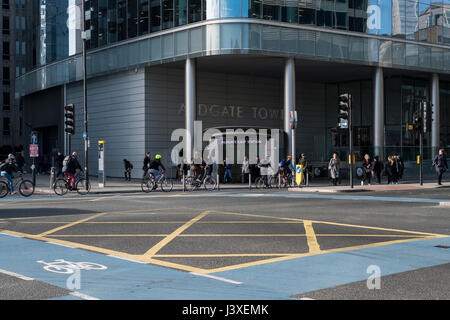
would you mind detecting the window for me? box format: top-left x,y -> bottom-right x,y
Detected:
2,0 -> 9,9
3,16 -> 9,35
118,0 -> 127,41
188,0 -> 202,23
3,91 -> 10,110
162,0 -> 174,30
108,0 -> 118,43
150,0 -> 161,32
139,0 -> 150,34
3,117 -> 10,136
175,0 -> 187,27
98,0 -> 108,46
3,40 -> 9,60
128,0 -> 138,38
3,66 -> 9,85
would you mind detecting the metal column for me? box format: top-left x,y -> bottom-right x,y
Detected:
431,73 -> 440,155
185,58 -> 197,164
373,67 -> 384,159
284,58 -> 296,158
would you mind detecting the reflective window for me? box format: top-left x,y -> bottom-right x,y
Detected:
150,0 -> 161,32
139,0 -> 150,35
162,0 -> 174,30
205,0 -> 220,19
175,0 -> 188,26
263,0 -> 281,21
90,0 -> 99,49
221,0 -> 242,18
98,0 -> 108,46
118,0 -> 127,41
128,0 -> 138,38
107,0 -> 117,43
247,0 -> 262,19
282,0 -> 298,23
188,0 -> 202,22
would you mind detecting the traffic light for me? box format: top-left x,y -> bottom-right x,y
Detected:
338,93 -> 351,128
64,104 -> 75,135
422,100 -> 432,134
413,112 -> 422,133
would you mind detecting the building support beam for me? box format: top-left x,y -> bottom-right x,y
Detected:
431,73 -> 440,155
185,58 -> 197,164
284,58 -> 296,159
373,67 -> 384,159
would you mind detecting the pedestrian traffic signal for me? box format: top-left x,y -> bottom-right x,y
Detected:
64,104 -> 75,135
338,93 -> 351,129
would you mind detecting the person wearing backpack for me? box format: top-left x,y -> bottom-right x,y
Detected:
123,159 -> 133,181
63,152 -> 82,191
0,154 -> 21,195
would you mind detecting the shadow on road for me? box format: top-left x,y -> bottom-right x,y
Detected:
0,208 -> 98,219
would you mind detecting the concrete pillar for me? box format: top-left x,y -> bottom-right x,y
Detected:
431,73 -> 440,155
373,67 -> 384,159
284,58 -> 296,158
185,58 -> 196,164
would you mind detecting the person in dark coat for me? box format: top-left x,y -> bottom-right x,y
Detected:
123,159 -> 133,181
361,154 -> 373,185
433,149 -> 448,185
55,152 -> 65,178
372,156 -> 384,184
142,152 -> 151,180
386,156 -> 398,185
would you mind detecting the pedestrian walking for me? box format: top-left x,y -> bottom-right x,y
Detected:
241,156 -> 249,183
328,152 -> 340,186
394,153 -> 404,182
142,152 -> 151,180
385,156 -> 398,185
372,156 -> 384,184
433,149 -> 448,185
123,159 -> 133,181
55,152 -> 65,178
361,154 -> 372,186
223,158 -> 234,183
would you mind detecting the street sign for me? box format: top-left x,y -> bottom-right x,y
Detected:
83,132 -> 87,140
31,132 -> 38,145
339,120 -> 348,129
30,144 -> 39,158
296,165 -> 303,186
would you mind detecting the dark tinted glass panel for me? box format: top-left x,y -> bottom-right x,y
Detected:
128,0 -> 138,38
298,7 -> 315,25
108,0 -> 118,43
98,0 -> 108,46
175,0 -> 187,26
139,0 -> 149,35
90,0 -> 99,48
188,0 -> 202,22
247,0 -> 261,18
282,0 -> 297,23
317,9 -> 333,28
162,0 -> 174,30
151,0 -> 161,32
263,0 -> 281,21
118,0 -> 127,40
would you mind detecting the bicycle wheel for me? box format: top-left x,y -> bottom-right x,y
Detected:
255,177 -> 265,189
160,177 -> 173,192
269,175 -> 280,188
141,179 -> 155,193
0,181 -> 8,198
19,180 -> 35,197
204,176 -> 217,191
53,179 -> 69,196
185,176 -> 198,192
76,179 -> 91,195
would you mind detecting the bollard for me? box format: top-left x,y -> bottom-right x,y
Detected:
50,167 -> 56,189
31,164 -> 36,187
217,172 -> 220,191
249,173 -> 252,190
182,171 -> 186,192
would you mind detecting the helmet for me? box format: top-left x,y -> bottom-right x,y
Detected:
155,154 -> 162,160
8,154 -> 15,160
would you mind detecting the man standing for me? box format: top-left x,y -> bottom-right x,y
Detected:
433,149 -> 448,185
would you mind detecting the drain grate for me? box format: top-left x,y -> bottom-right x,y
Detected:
435,245 -> 450,249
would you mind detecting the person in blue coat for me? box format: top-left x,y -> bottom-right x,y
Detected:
433,149 -> 448,185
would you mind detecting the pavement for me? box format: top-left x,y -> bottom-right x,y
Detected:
27,172 -> 450,196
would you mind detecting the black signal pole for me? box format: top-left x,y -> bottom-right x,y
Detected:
419,100 -> 424,186
82,0 -> 89,190
349,94 -> 354,189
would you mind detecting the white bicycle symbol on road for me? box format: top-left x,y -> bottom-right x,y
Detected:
37,259 -> 108,274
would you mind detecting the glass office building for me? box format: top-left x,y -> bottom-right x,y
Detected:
17,0 -> 450,178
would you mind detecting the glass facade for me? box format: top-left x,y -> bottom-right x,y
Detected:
23,0 -> 450,70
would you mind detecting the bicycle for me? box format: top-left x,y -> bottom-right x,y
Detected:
52,171 -> 91,196
269,170 -> 293,188
254,175 -> 271,189
141,171 -> 174,193
0,172 -> 34,198
184,172 -> 217,191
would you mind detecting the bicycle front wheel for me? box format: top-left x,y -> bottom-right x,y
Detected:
255,177 -> 265,189
53,179 -> 68,196
141,179 -> 155,193
160,178 -> 173,192
269,176 -> 280,188
76,179 -> 91,195
19,180 -> 35,197
204,176 -> 217,191
0,181 -> 9,198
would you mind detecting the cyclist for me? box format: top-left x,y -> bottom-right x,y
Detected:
202,158 -> 213,180
149,154 -> 166,189
62,152 -> 82,191
0,154 -> 20,195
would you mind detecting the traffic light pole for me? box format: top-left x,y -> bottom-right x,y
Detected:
82,0 -> 89,190
349,95 -> 354,189
419,100 -> 424,186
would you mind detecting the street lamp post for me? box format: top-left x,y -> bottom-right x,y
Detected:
81,0 -> 89,190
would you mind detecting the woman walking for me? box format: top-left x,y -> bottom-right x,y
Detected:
386,156 -> 398,184
433,149 -> 448,185
372,156 -> 384,184
361,154 -> 372,186
328,152 -> 340,186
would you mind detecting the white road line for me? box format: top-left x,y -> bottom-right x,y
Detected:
299,297 -> 316,300
190,272 -> 242,285
70,291 -> 100,300
0,268 -> 34,281
107,254 -> 146,264
46,241 -> 76,249
439,202 -> 450,207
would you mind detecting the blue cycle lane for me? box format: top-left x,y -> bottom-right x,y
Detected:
1,232 -> 450,300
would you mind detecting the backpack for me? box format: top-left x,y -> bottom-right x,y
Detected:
62,156 -> 71,172
0,161 -> 7,171
279,159 -> 286,168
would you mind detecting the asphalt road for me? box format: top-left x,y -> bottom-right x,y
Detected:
0,188 -> 449,301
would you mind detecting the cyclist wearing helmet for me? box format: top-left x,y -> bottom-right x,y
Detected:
149,154 -> 166,187
0,154 -> 20,195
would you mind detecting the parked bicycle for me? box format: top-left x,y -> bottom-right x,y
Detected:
141,171 -> 174,193
53,172 -> 91,196
0,172 -> 34,198
184,172 -> 217,191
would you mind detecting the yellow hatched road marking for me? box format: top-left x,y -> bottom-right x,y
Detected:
38,212 -> 111,237
304,220 -> 321,254
142,210 -> 210,259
